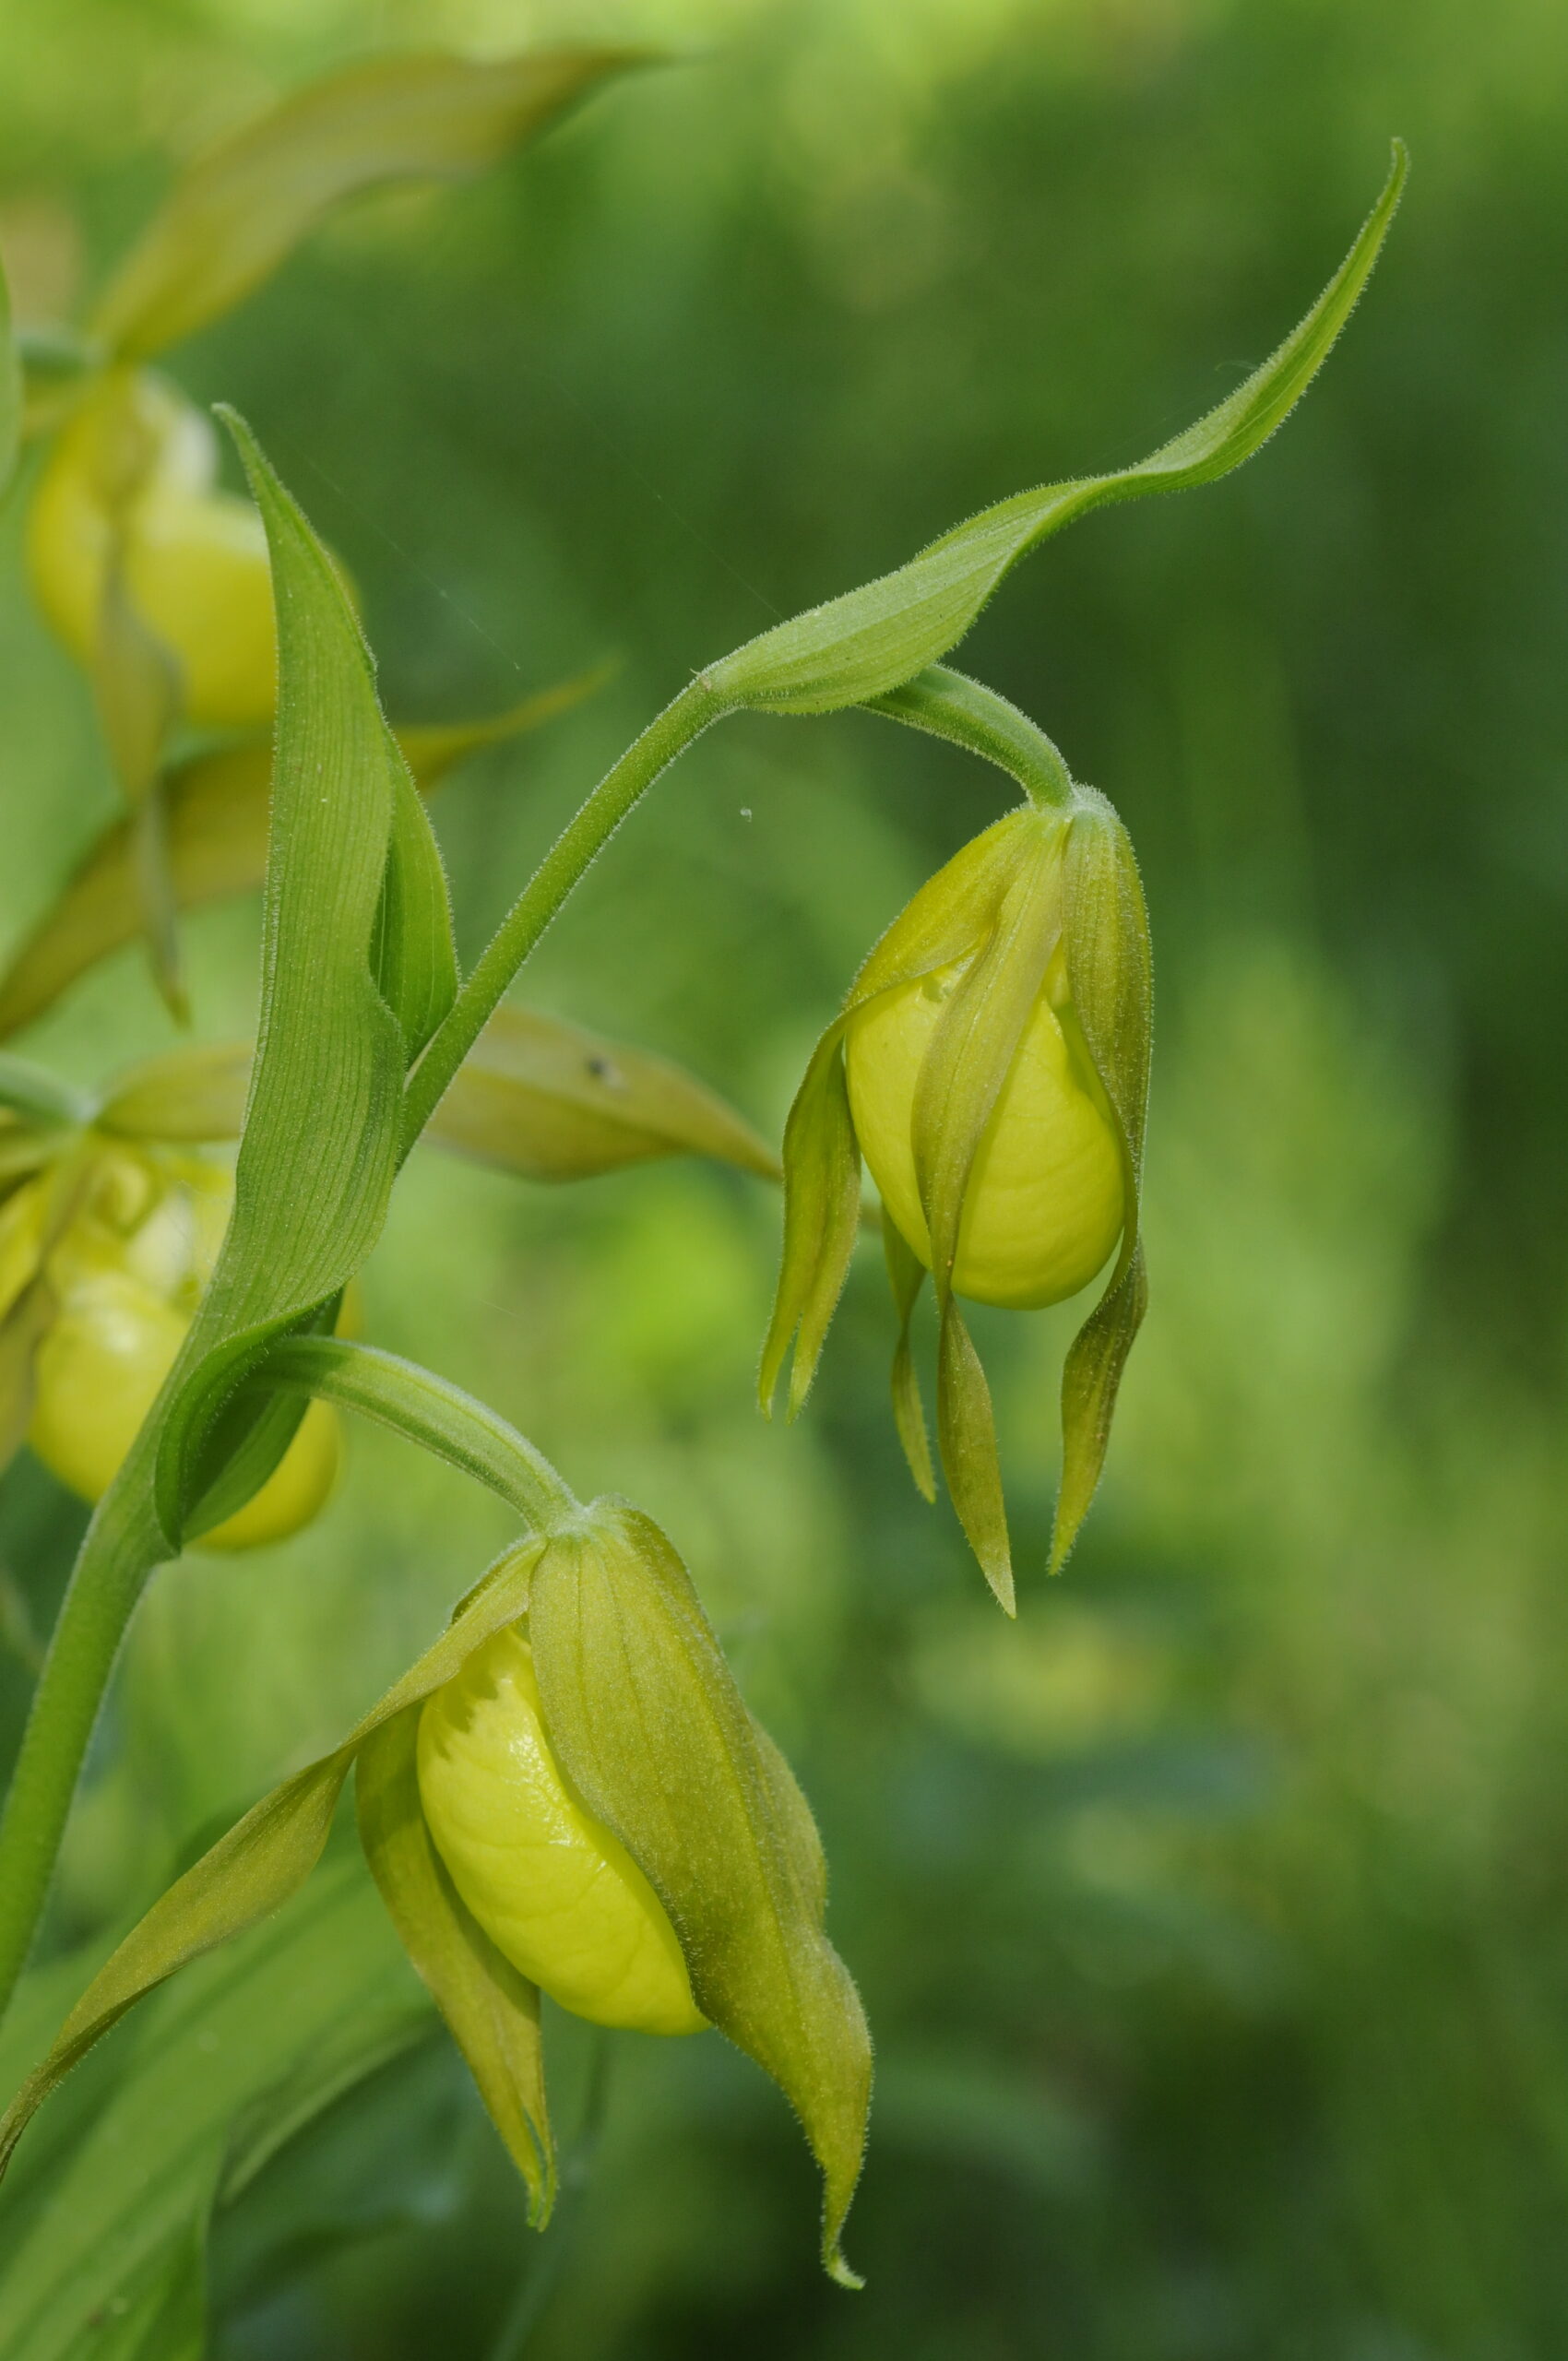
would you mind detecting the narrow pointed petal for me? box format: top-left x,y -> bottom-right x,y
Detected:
357,1706 -> 554,2222
710,148 -> 1407,715
884,1217 -> 935,1501
759,1023 -> 861,1418
936,1300 -> 1015,1614
1050,795 -> 1155,1571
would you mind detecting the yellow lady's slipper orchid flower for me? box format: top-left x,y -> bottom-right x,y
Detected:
763,783 -> 1151,1601
418,1622 -> 707,2035
27,370 -> 276,728
6,1144 -> 340,1548
3,1489 -> 871,2282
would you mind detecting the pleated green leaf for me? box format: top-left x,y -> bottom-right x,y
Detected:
427,1004 -> 778,1183
0,680 -> 596,1047
0,253 -> 21,497
1050,795 -> 1154,1572
711,146 -> 1405,714
0,1859 -> 430,2361
0,416 -> 430,2012
529,1504 -> 872,2285
0,1539 -> 545,2182
92,47 -> 660,359
357,1708 -> 553,2223
147,409 -> 410,1536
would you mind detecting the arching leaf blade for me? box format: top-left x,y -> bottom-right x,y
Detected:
711,145 -> 1406,714
93,48 -> 663,359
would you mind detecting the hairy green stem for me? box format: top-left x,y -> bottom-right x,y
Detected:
0,1442 -> 166,2019
865,665 -> 1076,810
400,675 -> 729,1154
253,1336 -> 579,1530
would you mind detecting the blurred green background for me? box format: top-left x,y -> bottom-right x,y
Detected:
3,0 -> 1567,2354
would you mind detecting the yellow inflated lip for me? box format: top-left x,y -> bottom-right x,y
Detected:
418,1623 -> 707,2037
845,956 -> 1125,1311
26,369 -> 278,730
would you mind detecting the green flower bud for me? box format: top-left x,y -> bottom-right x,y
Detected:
761,768 -> 1151,1608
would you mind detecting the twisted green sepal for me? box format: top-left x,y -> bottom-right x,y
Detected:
710,146 -> 1406,717
1051,794 -> 1152,1572
529,1504 -> 872,2284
